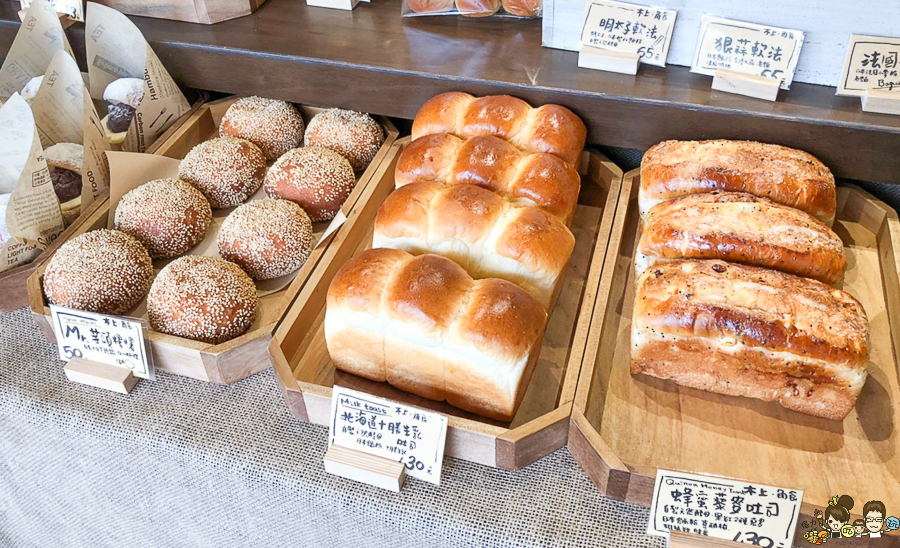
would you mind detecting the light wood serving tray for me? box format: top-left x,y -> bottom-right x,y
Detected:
268,137 -> 624,470
569,170 -> 900,524
27,97 -> 399,385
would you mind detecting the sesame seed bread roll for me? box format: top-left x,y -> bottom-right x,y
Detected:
217,199 -> 314,280
178,137 -> 267,208
219,97 -> 305,160
43,229 -> 153,315
631,259 -> 869,420
264,147 -> 356,222
637,192 -> 847,285
148,256 -> 259,344
114,178 -> 213,259
304,108 -> 385,172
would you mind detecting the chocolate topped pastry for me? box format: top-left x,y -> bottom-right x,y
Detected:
45,142 -> 84,226
102,78 -> 144,146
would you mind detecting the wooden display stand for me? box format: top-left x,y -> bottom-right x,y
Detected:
64,358 -> 139,394
323,445 -> 406,492
861,89 -> 900,115
711,69 -> 780,102
577,46 -> 641,75
668,532 -> 744,547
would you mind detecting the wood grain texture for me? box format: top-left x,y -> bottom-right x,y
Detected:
573,171 -> 900,518
2,0 -> 900,183
269,139 -> 622,469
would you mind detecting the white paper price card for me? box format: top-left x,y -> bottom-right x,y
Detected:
690,15 -> 805,90
20,0 -> 83,21
579,0 -> 676,67
837,35 -> 900,97
329,386 -> 448,485
647,469 -> 802,547
50,304 -> 155,380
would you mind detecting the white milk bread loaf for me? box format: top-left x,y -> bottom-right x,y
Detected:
325,248 -> 548,421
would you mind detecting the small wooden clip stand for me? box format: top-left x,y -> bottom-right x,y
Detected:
64,358 -> 139,394
668,531 -> 745,547
578,46 -> 641,75
861,89 -> 900,115
711,68 -> 780,102
324,444 -> 406,492
306,0 -> 359,10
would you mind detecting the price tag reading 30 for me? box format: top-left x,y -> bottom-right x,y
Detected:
648,469 -> 802,547
50,304 -> 154,379
329,386 -> 448,485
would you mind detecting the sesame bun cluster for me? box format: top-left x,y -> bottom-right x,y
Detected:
178,137 -> 267,208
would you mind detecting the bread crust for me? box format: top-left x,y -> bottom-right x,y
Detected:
631,259 -> 869,420
640,140 -> 836,224
638,192 -> 847,285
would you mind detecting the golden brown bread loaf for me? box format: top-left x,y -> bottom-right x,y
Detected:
501,0 -> 541,16
395,133 -> 580,224
373,182 -> 575,309
325,248 -> 547,421
631,259 -> 869,420
637,192 -> 847,285
412,92 -> 587,167
640,140 -> 837,225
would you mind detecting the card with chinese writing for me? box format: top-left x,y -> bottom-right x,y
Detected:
837,34 -> 900,97
690,15 -> 805,90
579,0 -> 676,67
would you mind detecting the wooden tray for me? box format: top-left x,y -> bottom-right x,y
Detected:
27,97 -> 399,385
569,170 -> 900,517
268,137 -> 623,470
93,0 -> 268,24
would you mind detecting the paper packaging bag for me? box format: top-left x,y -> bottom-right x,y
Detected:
0,94 -> 66,272
85,2 -> 190,153
0,0 -> 74,101
29,50 -> 111,213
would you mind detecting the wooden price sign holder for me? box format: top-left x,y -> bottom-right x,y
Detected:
711,69 -> 781,102
64,358 -> 139,394
668,532 -> 745,547
578,46 -> 641,75
323,445 -> 407,492
861,89 -> 900,115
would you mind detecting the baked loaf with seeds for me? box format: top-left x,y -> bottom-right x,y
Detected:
148,256 -> 258,344
114,178 -> 212,259
631,259 -> 869,420
411,92 -> 587,167
373,182 -> 574,310
325,248 -> 547,421
43,229 -> 153,315
264,146 -> 356,222
637,192 -> 847,285
217,199 -> 314,280
395,133 -> 580,224
640,140 -> 837,225
304,108 -> 384,172
178,137 -> 267,208
219,97 -> 305,160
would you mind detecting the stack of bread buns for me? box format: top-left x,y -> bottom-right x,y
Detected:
631,140 -> 869,420
325,92 -> 587,421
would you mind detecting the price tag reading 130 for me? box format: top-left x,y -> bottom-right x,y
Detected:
329,386 -> 448,485
647,469 -> 802,547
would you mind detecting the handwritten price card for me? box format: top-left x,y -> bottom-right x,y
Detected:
837,35 -> 900,97
50,304 -> 154,379
329,386 -> 448,485
579,0 -> 676,67
647,469 -> 802,547
690,16 -> 805,90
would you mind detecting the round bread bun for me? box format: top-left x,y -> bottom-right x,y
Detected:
501,0 -> 541,16
264,147 -> 356,222
148,255 -> 259,344
45,142 -> 83,174
43,229 -> 153,315
456,0 -> 500,15
304,109 -> 384,172
219,97 -> 305,160
178,137 -> 266,208
217,199 -> 314,280
406,0 -> 454,13
103,78 -> 144,109
114,178 -> 212,259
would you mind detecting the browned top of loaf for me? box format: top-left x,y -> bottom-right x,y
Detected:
219,96 -> 304,160
385,253 -> 473,332
411,92 -> 477,139
43,229 -> 153,315
633,260 -> 868,367
304,108 -> 384,172
178,137 -> 266,208
327,247 -> 409,316
459,95 -> 532,141
640,140 -> 836,223
639,192 -> 847,285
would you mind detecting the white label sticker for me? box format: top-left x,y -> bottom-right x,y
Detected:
50,304 -> 155,380
329,386 -> 448,485
648,469 -> 802,547
579,0 -> 676,67
837,34 -> 900,97
690,15 -> 805,90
